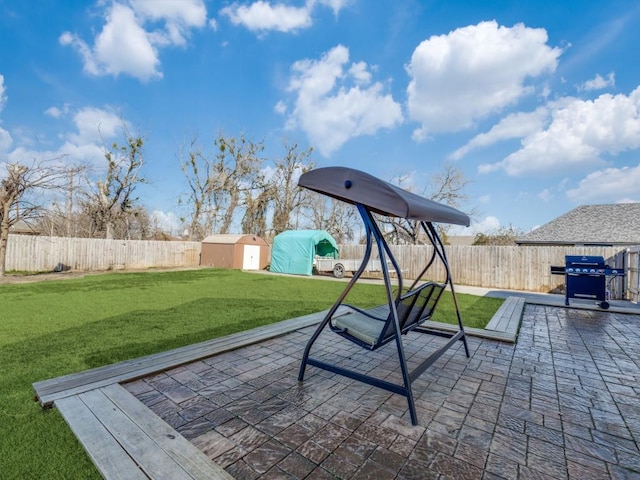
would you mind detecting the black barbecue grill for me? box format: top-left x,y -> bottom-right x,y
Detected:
551,255 -> 625,309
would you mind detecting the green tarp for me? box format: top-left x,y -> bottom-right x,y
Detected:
270,230 -> 339,275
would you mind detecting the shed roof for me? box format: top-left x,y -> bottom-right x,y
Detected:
516,203 -> 640,246
202,234 -> 266,245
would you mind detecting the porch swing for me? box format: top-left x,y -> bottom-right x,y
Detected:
297,166 -> 471,425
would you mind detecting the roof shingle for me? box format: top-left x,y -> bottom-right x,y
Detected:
516,203 -> 640,245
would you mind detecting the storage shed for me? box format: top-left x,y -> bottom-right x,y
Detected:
200,234 -> 269,270
270,230 -> 339,275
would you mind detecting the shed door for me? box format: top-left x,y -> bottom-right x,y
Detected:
242,245 -> 261,270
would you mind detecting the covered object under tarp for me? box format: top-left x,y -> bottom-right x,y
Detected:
270,230 -> 339,275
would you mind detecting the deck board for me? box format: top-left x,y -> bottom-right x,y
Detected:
485,296 -> 525,337
80,388 -> 195,480
101,384 -> 232,480
57,394 -> 149,480
57,385 -> 233,480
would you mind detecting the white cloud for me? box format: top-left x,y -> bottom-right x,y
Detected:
274,100 -> 287,114
67,107 -> 125,145
0,128 -> 12,153
406,21 -> 562,139
130,0 -> 207,46
450,215 -> 501,236
3,105 -> 128,169
566,164 -> 640,203
348,61 -> 372,85
579,72 -> 615,91
311,0 -> 350,15
45,107 -> 63,119
0,75 -> 12,153
479,87 -> 640,176
45,103 -> 71,119
281,45 -> 402,156
221,0 -> 349,33
0,74 -> 6,112
7,142 -> 105,167
221,1 -> 312,32
0,77 -> 122,165
60,1 -> 208,81
450,108 -> 548,160
151,210 -> 181,234
61,3 -> 161,81
538,189 -> 553,202
130,0 -> 207,26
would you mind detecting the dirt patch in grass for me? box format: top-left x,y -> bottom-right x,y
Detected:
0,267 -> 201,285
0,271 -> 88,284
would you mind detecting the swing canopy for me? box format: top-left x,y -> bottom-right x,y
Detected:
298,166 -> 470,226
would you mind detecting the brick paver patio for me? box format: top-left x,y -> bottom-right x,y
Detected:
125,305 -> 640,479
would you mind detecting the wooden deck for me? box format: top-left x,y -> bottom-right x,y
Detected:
33,298 -> 525,480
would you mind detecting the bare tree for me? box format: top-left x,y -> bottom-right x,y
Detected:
270,142 -> 315,235
178,136 -> 215,241
429,163 -> 471,210
473,224 -> 524,245
380,163 -> 473,245
377,172 -> 422,244
241,184 -> 273,238
305,194 -> 357,244
35,164 -> 88,237
0,160 -> 67,276
179,132 -> 264,239
213,134 -> 264,234
82,132 -> 146,239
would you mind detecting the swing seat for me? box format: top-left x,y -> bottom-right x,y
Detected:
296,166 -> 470,425
332,281 -> 445,349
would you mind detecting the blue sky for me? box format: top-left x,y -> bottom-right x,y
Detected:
1,0 -> 640,236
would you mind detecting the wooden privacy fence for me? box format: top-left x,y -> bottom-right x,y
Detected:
339,244 -> 634,299
5,235 -> 201,272
5,235 -> 639,300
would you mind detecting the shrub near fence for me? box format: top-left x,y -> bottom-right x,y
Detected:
5,235 -> 201,272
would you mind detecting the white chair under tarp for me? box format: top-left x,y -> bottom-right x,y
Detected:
297,166 -> 471,425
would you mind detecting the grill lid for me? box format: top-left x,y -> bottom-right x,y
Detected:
565,255 -> 605,268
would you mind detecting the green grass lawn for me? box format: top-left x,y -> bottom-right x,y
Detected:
0,269 -> 502,479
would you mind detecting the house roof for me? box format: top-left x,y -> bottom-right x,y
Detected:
516,203 -> 640,246
446,235 -> 476,246
9,220 -> 40,235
